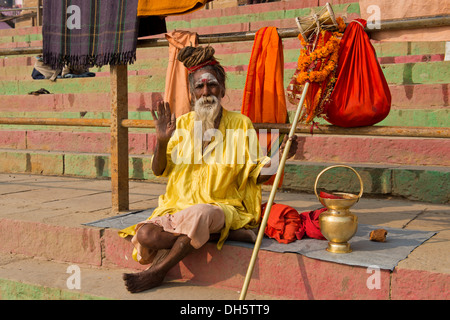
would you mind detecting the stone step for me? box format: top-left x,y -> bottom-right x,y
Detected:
0,26 -> 41,38
1,39 -> 446,71
0,105 -> 448,128
0,36 -> 447,67
0,83 -> 447,114
0,252 -> 273,300
0,149 -> 447,203
0,49 -> 447,83
0,128 -> 449,166
0,60 -> 447,97
0,173 -> 448,300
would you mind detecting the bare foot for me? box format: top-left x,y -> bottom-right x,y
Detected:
122,266 -> 165,293
228,228 -> 259,243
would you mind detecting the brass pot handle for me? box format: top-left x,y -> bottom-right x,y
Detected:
314,165 -> 364,201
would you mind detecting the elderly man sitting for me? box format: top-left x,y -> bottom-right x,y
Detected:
120,45 -> 298,293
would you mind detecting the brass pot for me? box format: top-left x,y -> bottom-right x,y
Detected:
314,165 -> 363,253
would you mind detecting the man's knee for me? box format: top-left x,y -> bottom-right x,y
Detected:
136,223 -> 161,248
136,223 -> 179,250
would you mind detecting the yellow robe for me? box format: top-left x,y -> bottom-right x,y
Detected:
119,109 -> 270,255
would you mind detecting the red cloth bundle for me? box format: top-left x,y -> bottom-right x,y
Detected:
295,207 -> 327,241
261,203 -> 326,243
261,203 -> 301,244
324,19 -> 391,127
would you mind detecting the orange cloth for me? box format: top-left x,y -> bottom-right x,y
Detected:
137,0 -> 210,16
241,27 -> 287,185
164,31 -> 198,118
241,26 -> 287,128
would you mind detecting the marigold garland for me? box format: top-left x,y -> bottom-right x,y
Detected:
295,16 -> 346,85
337,16 -> 347,33
286,16 -> 347,124
295,35 -> 340,85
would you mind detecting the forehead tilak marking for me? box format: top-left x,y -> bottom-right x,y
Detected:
195,72 -> 219,86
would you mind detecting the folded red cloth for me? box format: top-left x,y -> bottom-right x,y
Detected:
261,203 -> 327,244
295,207 -> 327,240
261,203 -> 301,244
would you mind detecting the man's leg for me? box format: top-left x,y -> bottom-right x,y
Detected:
123,204 -> 225,293
228,227 -> 259,243
123,234 -> 193,293
123,226 -> 258,293
135,223 -> 178,250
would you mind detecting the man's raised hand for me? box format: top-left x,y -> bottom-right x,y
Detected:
151,101 -> 176,145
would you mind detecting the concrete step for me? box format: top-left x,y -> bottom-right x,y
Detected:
1,46 -> 448,82
1,38 -> 446,74
1,39 -> 446,74
0,129 -> 449,167
1,61 -> 445,96
0,173 -> 448,300
0,67 -> 447,130
0,252 -> 273,300
0,149 -> 448,203
0,2 -> 447,123
0,85 -> 447,120
0,26 -> 41,38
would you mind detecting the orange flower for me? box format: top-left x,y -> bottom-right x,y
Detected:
290,23 -> 346,124
336,17 -> 346,32
295,31 -> 341,85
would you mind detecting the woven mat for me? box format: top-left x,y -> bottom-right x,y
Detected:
84,209 -> 436,270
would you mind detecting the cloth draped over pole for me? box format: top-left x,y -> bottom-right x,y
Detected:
241,26 -> 288,185
42,0 -> 139,69
137,0 -> 211,16
241,26 -> 287,132
164,31 -> 199,117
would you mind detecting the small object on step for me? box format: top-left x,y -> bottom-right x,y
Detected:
369,228 -> 387,242
28,88 -> 51,95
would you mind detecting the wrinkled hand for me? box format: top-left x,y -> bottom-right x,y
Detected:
279,135 -> 298,159
151,101 -> 176,145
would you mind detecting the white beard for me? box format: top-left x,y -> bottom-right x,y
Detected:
193,95 -> 221,143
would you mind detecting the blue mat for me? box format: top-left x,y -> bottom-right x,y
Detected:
83,209 -> 155,229
84,209 -> 436,271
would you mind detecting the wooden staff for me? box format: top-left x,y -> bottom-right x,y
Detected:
239,82 -> 310,300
